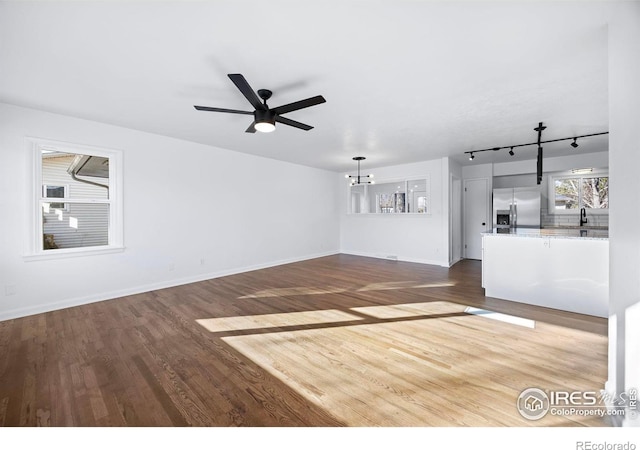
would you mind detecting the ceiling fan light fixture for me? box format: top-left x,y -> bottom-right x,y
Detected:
255,121 -> 276,133
254,108 -> 276,133
194,74 -> 325,133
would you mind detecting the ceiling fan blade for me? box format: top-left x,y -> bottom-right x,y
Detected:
194,105 -> 253,115
275,115 -> 313,131
228,74 -> 266,111
245,121 -> 257,133
271,95 -> 326,115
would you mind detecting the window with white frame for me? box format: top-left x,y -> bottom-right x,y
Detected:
26,138 -> 123,257
348,177 -> 429,215
549,171 -> 609,213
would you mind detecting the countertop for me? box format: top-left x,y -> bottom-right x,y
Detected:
482,227 -> 609,240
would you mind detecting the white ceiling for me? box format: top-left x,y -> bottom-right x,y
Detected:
0,1 -> 610,173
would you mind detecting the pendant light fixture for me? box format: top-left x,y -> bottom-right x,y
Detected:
345,156 -> 374,185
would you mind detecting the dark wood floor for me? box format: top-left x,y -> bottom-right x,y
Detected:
0,255 -> 608,426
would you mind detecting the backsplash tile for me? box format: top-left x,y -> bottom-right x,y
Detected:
540,207 -> 609,228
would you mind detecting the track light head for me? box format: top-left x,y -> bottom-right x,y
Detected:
509,147 -> 514,156
469,153 -> 475,161
571,138 -> 578,148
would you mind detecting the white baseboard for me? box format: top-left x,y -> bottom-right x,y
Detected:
0,250 -> 339,322
448,256 -> 463,267
340,250 -> 448,267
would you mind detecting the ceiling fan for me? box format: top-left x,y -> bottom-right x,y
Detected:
194,74 -> 326,133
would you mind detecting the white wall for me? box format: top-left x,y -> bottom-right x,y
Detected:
608,2 -> 640,427
0,103 -> 340,321
339,158 -> 449,266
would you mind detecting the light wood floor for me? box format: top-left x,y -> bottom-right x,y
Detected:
0,255 -> 609,426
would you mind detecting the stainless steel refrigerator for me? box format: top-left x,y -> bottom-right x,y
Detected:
492,187 -> 541,228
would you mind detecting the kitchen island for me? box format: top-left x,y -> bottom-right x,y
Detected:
481,228 -> 608,318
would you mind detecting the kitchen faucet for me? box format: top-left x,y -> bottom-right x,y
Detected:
580,207 -> 588,227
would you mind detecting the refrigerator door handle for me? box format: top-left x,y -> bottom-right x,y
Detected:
513,203 -> 517,227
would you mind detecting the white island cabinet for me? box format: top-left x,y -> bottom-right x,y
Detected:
481,228 -> 609,318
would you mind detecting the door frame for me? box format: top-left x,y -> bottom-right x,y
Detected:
449,173 -> 462,266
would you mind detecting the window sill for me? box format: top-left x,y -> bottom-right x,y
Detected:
23,246 -> 125,262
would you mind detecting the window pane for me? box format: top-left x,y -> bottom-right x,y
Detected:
45,186 -> 64,198
407,179 -> 427,213
42,203 -> 109,250
44,185 -> 66,209
582,177 -> 608,209
42,151 -> 109,200
554,178 -> 580,210
369,182 -> 406,213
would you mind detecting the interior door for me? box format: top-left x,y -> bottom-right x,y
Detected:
464,178 -> 489,260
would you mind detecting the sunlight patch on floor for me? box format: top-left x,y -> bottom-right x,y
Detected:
350,301 -> 467,319
464,307 -> 535,328
357,281 -> 455,292
237,286 -> 347,299
196,309 -> 362,332
236,281 -> 456,300
411,282 -> 457,289
221,315 -> 606,426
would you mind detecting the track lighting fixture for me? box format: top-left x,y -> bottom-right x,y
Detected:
345,156 -> 374,185
462,122 -> 609,186
463,128 -> 607,160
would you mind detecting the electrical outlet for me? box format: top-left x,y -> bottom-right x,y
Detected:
5,285 -> 17,296
200,258 -> 205,266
